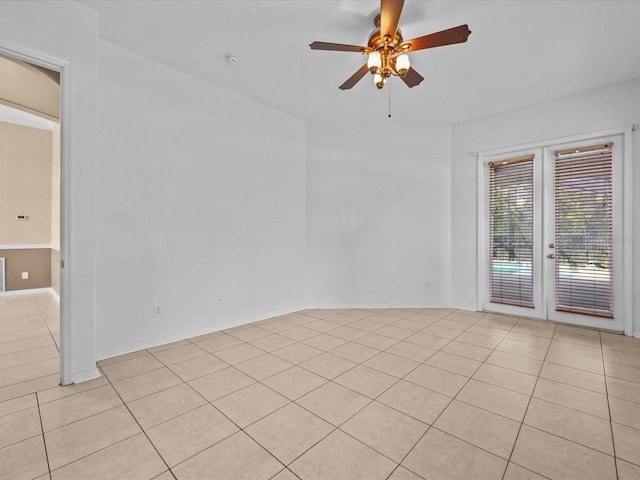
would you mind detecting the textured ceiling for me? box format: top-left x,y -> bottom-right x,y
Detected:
79,0 -> 640,123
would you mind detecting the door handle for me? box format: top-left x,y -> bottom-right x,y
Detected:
547,253 -> 555,259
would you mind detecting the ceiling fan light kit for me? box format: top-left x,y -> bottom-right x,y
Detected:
309,0 -> 471,90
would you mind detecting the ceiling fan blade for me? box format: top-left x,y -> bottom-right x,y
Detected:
400,67 -> 424,88
309,41 -> 368,53
339,63 -> 370,90
380,0 -> 405,41
401,24 -> 471,52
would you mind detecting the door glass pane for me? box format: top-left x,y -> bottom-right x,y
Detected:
489,157 -> 534,307
555,143 -> 613,318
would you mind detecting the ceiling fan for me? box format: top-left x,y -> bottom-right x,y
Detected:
310,0 -> 471,90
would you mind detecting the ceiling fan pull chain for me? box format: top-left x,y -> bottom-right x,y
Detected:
388,83 -> 392,118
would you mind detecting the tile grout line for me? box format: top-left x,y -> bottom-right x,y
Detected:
75,316 -> 620,476
517,333 -> 622,457
382,310 -> 494,480
37,377 -> 109,407
498,325 -> 617,475
7,307 -> 635,479
44,427 -> 141,475
0,353 -> 60,375
35,391 -> 53,479
162,368 -> 301,476
98,369 -> 177,477
601,330 -> 620,479
501,320 -> 556,479
0,333 -> 54,348
441,314 -> 525,480
156,341 -> 367,476
185,309 -> 450,477
0,369 -> 60,395
0,343 -> 60,362
34,292 -> 59,354
278,309 -> 448,477
350,312 -> 482,479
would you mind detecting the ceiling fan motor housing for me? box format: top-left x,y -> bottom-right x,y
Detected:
368,29 -> 404,53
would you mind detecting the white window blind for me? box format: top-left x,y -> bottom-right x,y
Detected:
555,143 -> 613,318
489,155 -> 534,307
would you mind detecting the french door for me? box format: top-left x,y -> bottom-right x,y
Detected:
480,133 -> 626,332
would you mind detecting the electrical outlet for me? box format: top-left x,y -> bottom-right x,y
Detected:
22,272 -> 29,280
154,305 -> 162,317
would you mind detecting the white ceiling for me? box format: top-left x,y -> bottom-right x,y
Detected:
79,0 -> 640,124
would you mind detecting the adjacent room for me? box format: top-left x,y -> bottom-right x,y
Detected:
0,54 -> 61,397
1,1 -> 640,479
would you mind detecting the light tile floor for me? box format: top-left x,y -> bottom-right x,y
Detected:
0,293 -> 60,403
2,303 -> 640,479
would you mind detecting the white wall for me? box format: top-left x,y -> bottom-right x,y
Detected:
95,41 -> 307,358
0,1 -> 98,383
306,120 -> 452,308
451,77 -> 640,334
4,3 -> 640,382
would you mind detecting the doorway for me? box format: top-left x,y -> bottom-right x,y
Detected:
0,50 -> 64,393
477,129 -> 633,334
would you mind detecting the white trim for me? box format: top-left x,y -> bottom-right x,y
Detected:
623,127 -> 634,336
0,103 -> 56,130
300,304 -> 451,310
476,157 -> 484,312
96,304 -> 311,361
0,43 -> 71,384
0,286 -> 59,302
49,287 -> 59,302
541,146 -> 551,322
0,257 -> 4,293
476,126 -> 634,336
96,303 -> 455,361
0,244 -> 58,250
70,368 -> 101,384
59,58 -> 72,385
0,287 -> 54,296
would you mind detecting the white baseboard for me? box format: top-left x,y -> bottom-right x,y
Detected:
95,304 -> 640,364
95,304 -> 309,361
0,287 -> 55,296
0,244 -> 57,249
300,303 -> 453,310
96,303 -> 454,362
67,367 -> 101,385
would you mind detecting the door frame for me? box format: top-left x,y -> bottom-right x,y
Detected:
476,126 -> 634,336
0,44 -> 72,383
